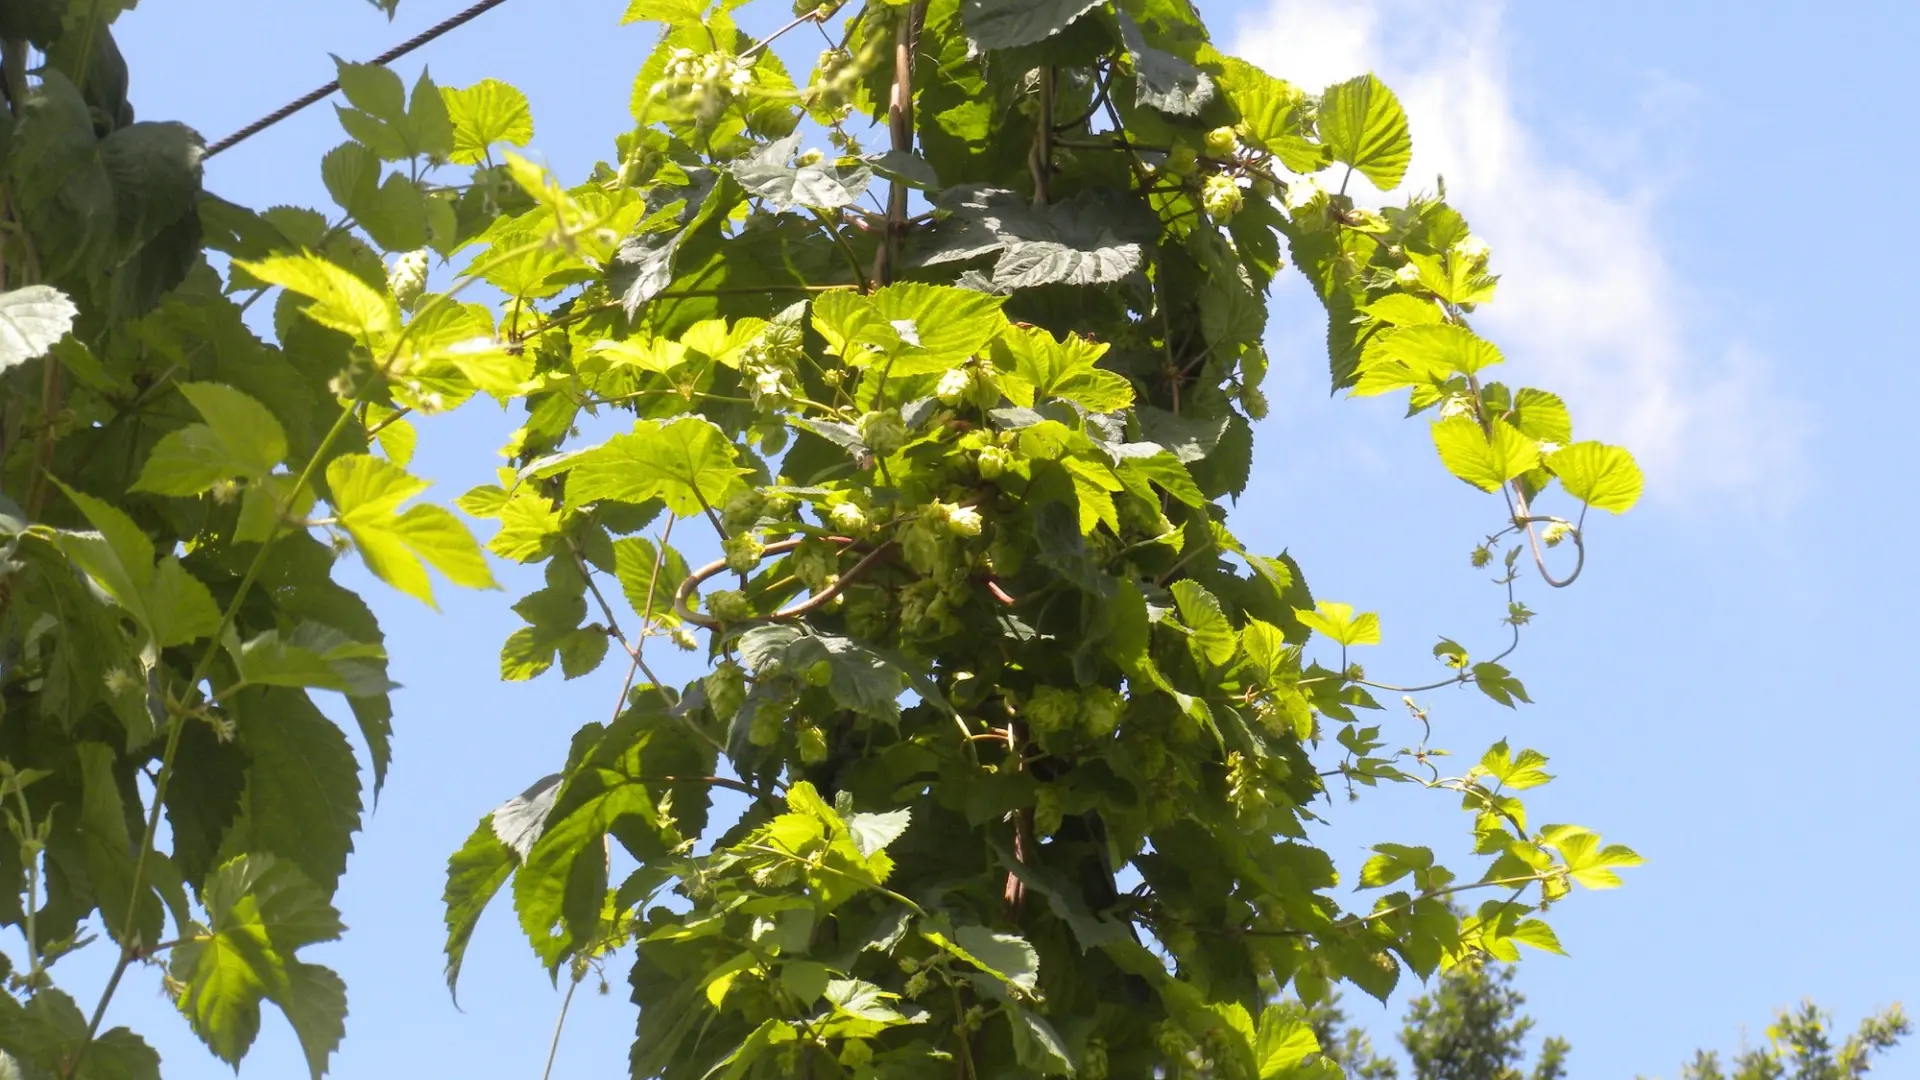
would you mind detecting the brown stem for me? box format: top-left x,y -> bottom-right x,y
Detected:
874,1 -> 927,287
1031,67 -> 1055,205
2,39 -> 29,121
1002,719 -> 1033,913
673,537 -> 895,630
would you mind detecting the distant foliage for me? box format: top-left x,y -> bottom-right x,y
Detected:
0,0 -> 1647,1075
1671,1002 -> 1910,1080
1311,971 -> 1904,1080
1311,963 -> 1570,1080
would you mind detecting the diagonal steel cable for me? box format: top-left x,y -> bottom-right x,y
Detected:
204,0 -> 515,158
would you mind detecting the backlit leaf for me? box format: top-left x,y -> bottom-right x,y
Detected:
326,453 -> 497,606
0,285 -> 78,368
239,253 -> 400,348
443,815 -> 517,999
1318,74 -> 1413,190
442,79 -> 535,165
1431,415 -> 1539,493
1295,600 -> 1380,647
1547,441 -> 1643,513
1171,580 -> 1238,666
546,417 -> 748,516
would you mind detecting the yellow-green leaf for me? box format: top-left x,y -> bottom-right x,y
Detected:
548,417 -> 748,517
1431,415 -> 1539,492
992,324 -> 1132,412
1295,600 -> 1380,647
1547,441 -> 1643,513
1170,580 -> 1237,666
441,79 -> 534,166
1318,74 -> 1412,191
326,454 -> 497,607
237,254 -> 399,349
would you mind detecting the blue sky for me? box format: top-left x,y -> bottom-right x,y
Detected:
83,0 -> 1920,1075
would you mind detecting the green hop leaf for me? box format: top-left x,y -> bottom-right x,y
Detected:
1317,73 -> 1413,191
326,454 -> 498,607
1547,441 -> 1643,513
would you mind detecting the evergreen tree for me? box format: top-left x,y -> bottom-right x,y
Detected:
1397,963 -> 1567,1080
1307,963 -> 1566,1080
1668,1001 -> 1910,1080
1310,969 -> 1905,1080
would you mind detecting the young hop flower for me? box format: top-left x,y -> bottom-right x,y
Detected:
1452,233 -> 1491,266
1202,173 -> 1244,222
827,500 -> 870,536
945,504 -> 983,537
935,366 -> 974,405
387,249 -> 428,310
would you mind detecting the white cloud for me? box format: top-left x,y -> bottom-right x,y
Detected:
1231,0 -> 1805,507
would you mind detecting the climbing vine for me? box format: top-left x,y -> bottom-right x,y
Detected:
0,0 -> 1645,1076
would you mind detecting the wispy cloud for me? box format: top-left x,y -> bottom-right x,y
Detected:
1231,0 -> 1804,506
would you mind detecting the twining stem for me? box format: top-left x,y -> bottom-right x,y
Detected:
6,776 -> 43,987
672,537 -> 896,630
572,538 -> 636,658
1031,67 -> 1055,204
72,235 -> 557,1068
808,207 -> 871,291
1462,367 -> 1583,588
874,0 -> 927,286
1345,872 -> 1549,928
1195,872 -> 1553,941
949,981 -> 979,1080
1,39 -> 28,120
539,970 -> 582,1080
740,7 -> 824,60
75,387 -> 366,1065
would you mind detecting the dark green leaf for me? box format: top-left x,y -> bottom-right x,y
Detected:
232,688 -> 364,891
961,0 -> 1102,50
1116,11 -> 1214,116
443,816 -> 517,1000
729,133 -> 872,212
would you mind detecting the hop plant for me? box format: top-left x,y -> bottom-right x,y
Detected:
1024,685 -> 1081,737
708,589 -> 755,622
747,697 -> 786,747
827,500 -> 871,536
1203,173 -> 1245,223
1453,233 -> 1492,267
935,366 -> 975,405
1082,687 -> 1124,737
836,1040 -> 872,1068
387,249 -> 428,310
706,661 -> 748,724
857,408 -> 909,457
928,500 -> 982,538
1240,383 -> 1269,420
722,490 -> 767,533
796,722 -> 829,763
723,532 -> 765,574
1034,785 -> 1064,838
